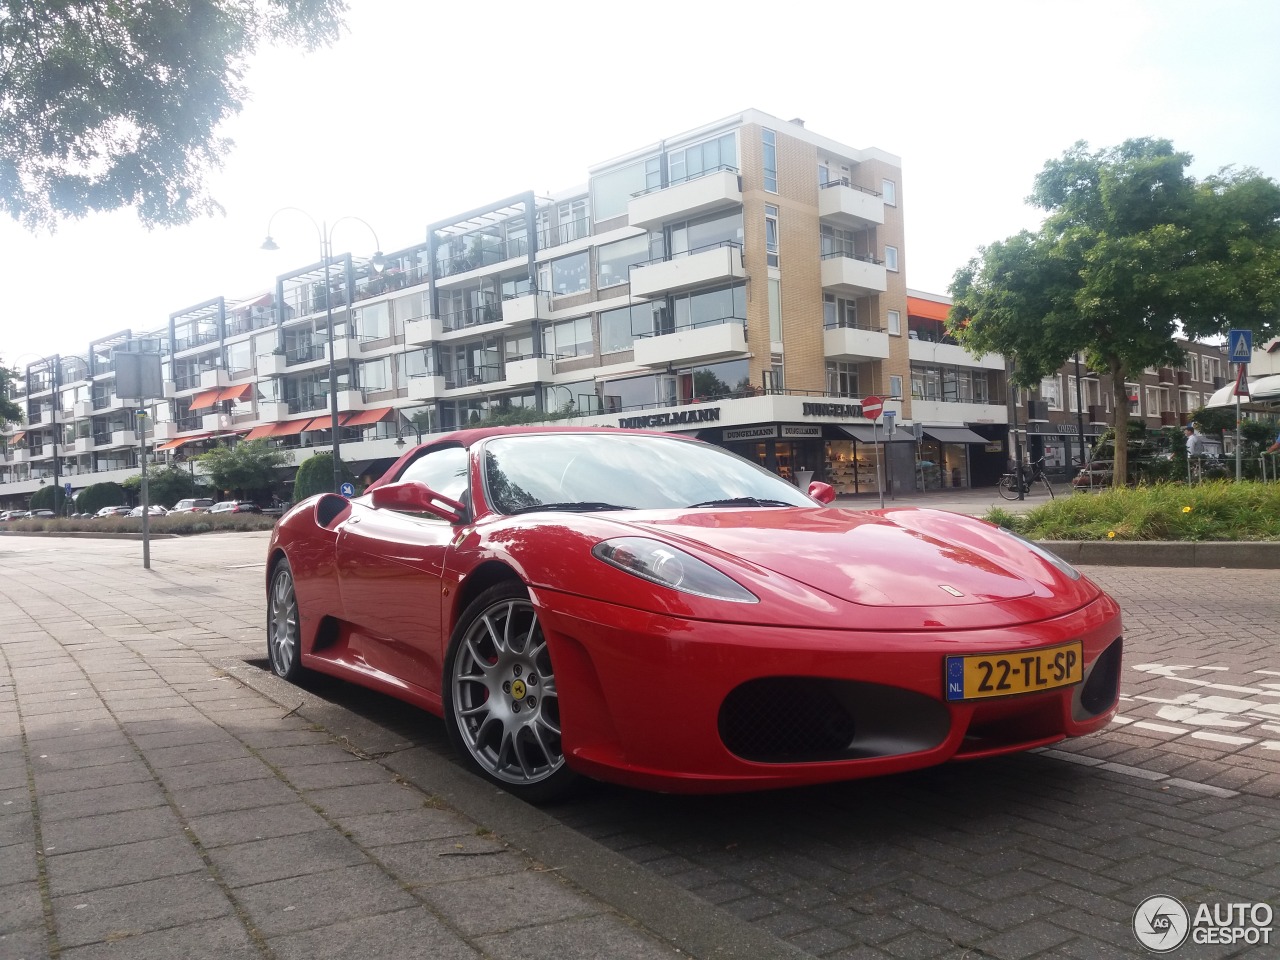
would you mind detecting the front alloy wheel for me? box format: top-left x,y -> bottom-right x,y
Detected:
267,558 -> 304,681
444,582 -> 576,802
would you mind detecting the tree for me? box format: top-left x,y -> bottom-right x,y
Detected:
77,481 -> 125,514
122,464 -> 211,507
950,139 -> 1280,485
197,439 -> 288,500
292,450 -> 355,502
0,361 -> 22,425
0,0 -> 348,230
29,484 -> 67,514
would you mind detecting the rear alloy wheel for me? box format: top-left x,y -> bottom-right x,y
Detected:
444,581 -> 576,802
267,559 -> 304,681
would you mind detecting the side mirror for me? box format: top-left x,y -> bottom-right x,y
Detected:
370,481 -> 466,523
808,480 -> 836,505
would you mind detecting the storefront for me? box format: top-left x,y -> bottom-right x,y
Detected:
718,424 -> 826,488
913,426 -> 995,490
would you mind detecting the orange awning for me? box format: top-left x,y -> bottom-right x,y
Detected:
303,413 -> 352,431
343,407 -> 394,427
157,432 -> 212,451
906,296 -> 950,323
7,431 -> 25,445
189,388 -> 223,411
244,424 -> 278,440
271,419 -> 311,436
218,382 -> 254,403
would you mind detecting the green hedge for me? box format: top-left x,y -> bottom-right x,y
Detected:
75,482 -> 127,515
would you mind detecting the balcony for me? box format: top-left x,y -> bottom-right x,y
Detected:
1157,367 -> 1175,384
199,367 -> 231,389
407,374 -> 447,401
504,355 -> 555,386
258,401 -> 289,422
258,352 -> 287,376
907,337 -> 1004,369
819,252 -> 888,297
500,293 -> 552,328
629,242 -> 745,299
203,412 -> 234,432
403,315 -> 444,347
1176,370 -> 1190,386
153,421 -> 179,441
633,320 -> 748,368
335,389 -> 366,413
824,325 -> 890,361
627,167 -> 742,230
1160,411 -> 1180,426
11,447 -> 31,464
73,399 -> 94,418
818,179 -> 885,230
110,429 -> 138,448
74,436 -> 95,453
330,337 -> 355,362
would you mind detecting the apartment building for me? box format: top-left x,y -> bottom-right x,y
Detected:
25,108 -> 1219,510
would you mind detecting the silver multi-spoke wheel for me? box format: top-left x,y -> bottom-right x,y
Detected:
267,560 -> 303,681
445,582 -> 574,801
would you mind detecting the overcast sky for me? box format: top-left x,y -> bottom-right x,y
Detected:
3,0 -> 1278,368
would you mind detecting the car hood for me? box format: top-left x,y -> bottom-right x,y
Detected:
615,506 -> 1080,609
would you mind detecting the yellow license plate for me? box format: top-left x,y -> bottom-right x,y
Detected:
945,641 -> 1083,702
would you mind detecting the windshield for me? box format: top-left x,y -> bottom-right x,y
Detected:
481,433 -> 814,514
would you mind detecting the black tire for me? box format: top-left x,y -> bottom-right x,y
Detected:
997,475 -> 1020,501
443,581 -> 578,803
1041,476 -> 1056,500
267,558 -> 305,682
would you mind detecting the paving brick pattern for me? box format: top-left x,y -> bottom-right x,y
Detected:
1,533 -> 1276,959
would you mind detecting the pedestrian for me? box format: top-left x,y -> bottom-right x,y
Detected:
1267,428 -> 1280,455
1184,424 -> 1205,458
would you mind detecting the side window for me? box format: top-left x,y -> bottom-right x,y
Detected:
396,445 -> 469,504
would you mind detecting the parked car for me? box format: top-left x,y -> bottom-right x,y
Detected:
170,498 -> 215,514
128,505 -> 169,518
94,505 -> 133,518
266,427 -> 1124,801
28,509 -> 55,518
209,500 -> 261,514
1,510 -> 29,521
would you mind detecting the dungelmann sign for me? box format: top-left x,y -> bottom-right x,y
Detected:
618,407 -> 722,429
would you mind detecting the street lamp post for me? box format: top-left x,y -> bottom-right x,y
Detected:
262,210 -> 384,493
1073,353 -> 1088,473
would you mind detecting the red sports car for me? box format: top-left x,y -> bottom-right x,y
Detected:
266,427 -> 1122,800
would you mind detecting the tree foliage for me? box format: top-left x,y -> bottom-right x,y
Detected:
197,439 -> 288,499
0,361 -> 22,424
0,0 -> 348,230
950,138 -> 1280,485
121,464 -> 211,506
76,481 -> 125,514
29,484 -> 67,513
292,450 -> 354,501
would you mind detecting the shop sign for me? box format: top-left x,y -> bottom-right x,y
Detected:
801,402 -> 861,418
619,407 -> 722,429
724,425 -> 778,441
781,424 -> 821,438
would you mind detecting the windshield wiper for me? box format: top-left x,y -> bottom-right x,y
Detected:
686,497 -> 794,508
506,501 -> 634,515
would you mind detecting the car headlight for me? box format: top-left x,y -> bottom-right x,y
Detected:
592,537 -> 758,603
997,526 -> 1082,580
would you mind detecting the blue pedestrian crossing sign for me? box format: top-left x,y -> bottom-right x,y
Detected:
1228,329 -> 1252,364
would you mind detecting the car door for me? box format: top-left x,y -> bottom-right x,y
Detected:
333,445 -> 470,699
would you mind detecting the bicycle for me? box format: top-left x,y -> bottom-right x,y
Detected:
997,457 -> 1055,500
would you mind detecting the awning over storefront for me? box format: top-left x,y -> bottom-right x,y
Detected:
7,431 -> 25,445
343,407 -> 394,427
189,388 -> 223,411
838,425 -> 878,442
924,426 -> 989,444
243,424 -> 277,440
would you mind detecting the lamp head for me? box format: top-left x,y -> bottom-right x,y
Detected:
261,235 -> 280,252
395,435 -> 405,449
371,251 -> 387,274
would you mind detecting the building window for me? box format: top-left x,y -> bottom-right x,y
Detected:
1126,382 -> 1141,416
886,309 -> 901,336
827,361 -> 858,397
882,179 -> 897,206
542,317 -> 593,359
764,204 -> 779,267
823,294 -> 859,329
767,278 -> 782,341
1040,376 -> 1062,411
889,374 -> 903,399
668,132 -> 738,183
762,129 -> 777,193
818,163 -> 829,185
885,245 -> 899,272
590,159 -> 651,222
597,235 -> 648,289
